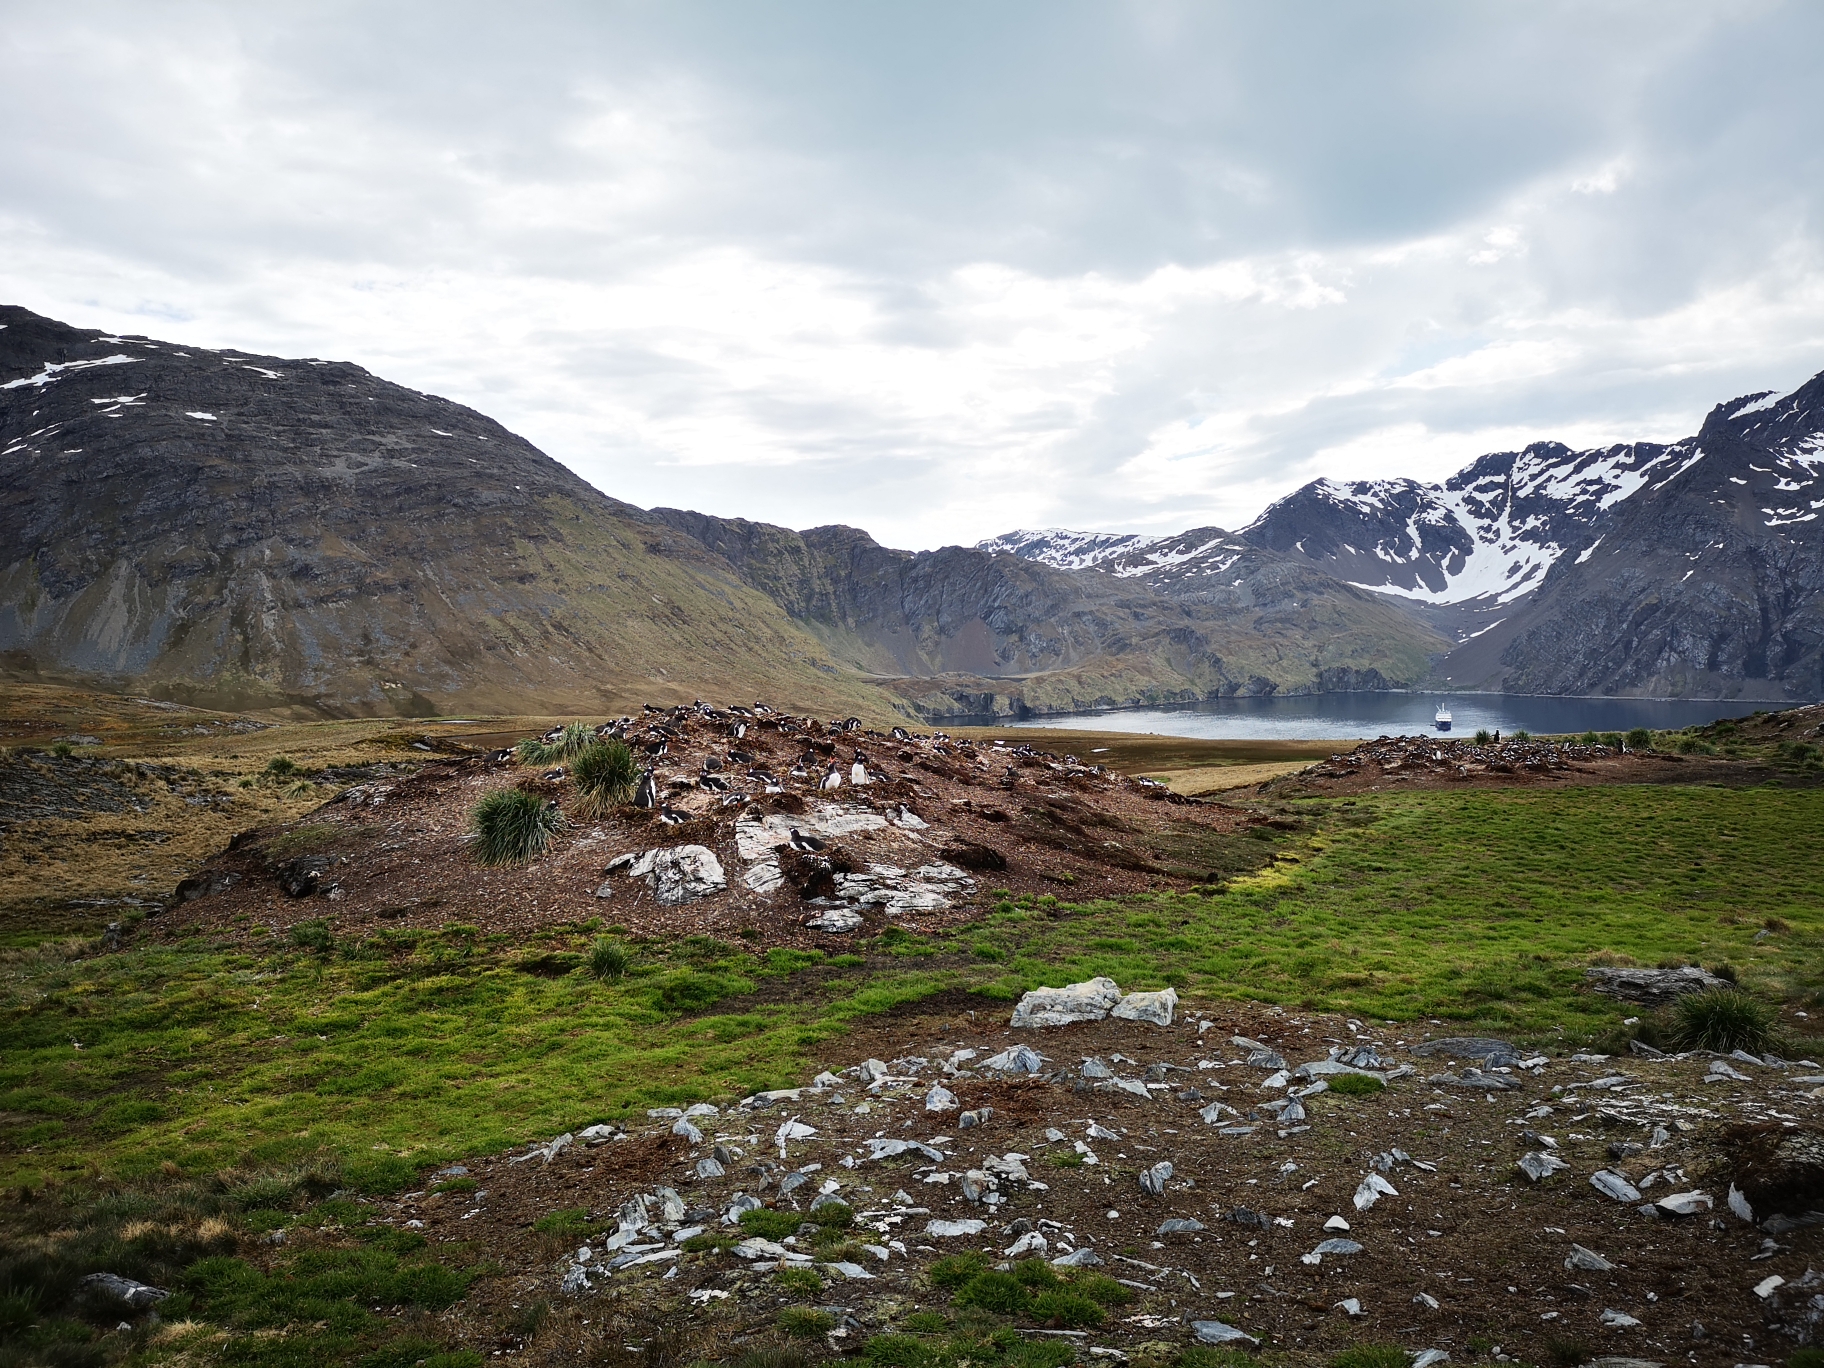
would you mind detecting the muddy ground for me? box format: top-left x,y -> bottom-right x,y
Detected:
299,993 -> 1824,1367
154,708 -> 1282,948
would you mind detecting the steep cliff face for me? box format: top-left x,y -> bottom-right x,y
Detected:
0,307 -> 891,718
1452,378 -> 1824,700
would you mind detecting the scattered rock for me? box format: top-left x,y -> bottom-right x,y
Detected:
78,1273 -> 168,1310
1566,1244 -> 1615,1272
1411,1037 -> 1521,1067
1011,977 -> 1124,1028
619,845 -> 726,903
805,907 -> 863,932
926,1218 -> 986,1238
1052,1247 -> 1103,1267
981,1044 -> 1046,1074
1519,1152 -> 1572,1182
1591,1171 -> 1643,1202
1353,1173 -> 1398,1209
1157,1218 -> 1205,1234
926,1086 -> 958,1112
1585,965 -> 1732,1005
1190,1321 -> 1259,1348
1111,987 -> 1178,1026
1139,1161 -> 1173,1196
1653,1191 -> 1713,1218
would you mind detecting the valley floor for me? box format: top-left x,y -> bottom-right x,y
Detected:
1,686 -> 1821,1368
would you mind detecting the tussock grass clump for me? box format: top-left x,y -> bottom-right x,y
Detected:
1326,1072 -> 1384,1096
1331,1348 -> 1410,1368
1669,987 -> 1779,1054
1029,1290 -> 1102,1327
775,1266 -> 824,1297
778,1307 -> 836,1339
515,722 -> 597,766
1626,727 -> 1652,750
470,788 -> 560,866
737,1208 -> 803,1241
589,938 -> 631,980
572,739 -> 640,817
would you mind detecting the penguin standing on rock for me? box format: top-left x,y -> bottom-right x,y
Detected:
633,770 -> 658,809
819,764 -> 843,791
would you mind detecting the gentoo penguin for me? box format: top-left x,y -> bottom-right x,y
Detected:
702,755 -> 724,772
890,726 -> 910,741
819,764 -> 843,791
728,750 -> 755,766
788,827 -> 826,852
645,739 -> 668,757
658,805 -> 686,825
699,774 -> 730,792
748,768 -> 777,786
850,751 -> 871,785
541,766 -> 566,781
729,721 -> 747,740
633,770 -> 658,808
841,716 -> 862,732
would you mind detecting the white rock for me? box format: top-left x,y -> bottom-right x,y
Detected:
1111,986 -> 1178,1026
1519,1152 -> 1571,1182
1729,1184 -> 1754,1222
1354,1173 -> 1398,1210
981,1044 -> 1047,1074
926,1086 -> 958,1112
926,1219 -> 987,1237
623,845 -> 726,903
806,908 -> 863,933
672,1118 -> 703,1144
1599,1309 -> 1641,1328
1190,1321 -> 1259,1348
1005,1232 -> 1049,1257
1590,1170 -> 1642,1202
744,862 -> 785,895
1565,1244 -> 1614,1272
1653,1190 -> 1712,1217
1324,1215 -> 1351,1231
1755,1274 -> 1786,1299
1051,1247 -> 1103,1267
1010,976 -> 1124,1028
1411,1351 -> 1450,1368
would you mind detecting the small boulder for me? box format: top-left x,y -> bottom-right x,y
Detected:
1011,976 -> 1123,1028
1111,987 -> 1178,1026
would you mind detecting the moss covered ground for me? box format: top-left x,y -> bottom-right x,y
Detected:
2,777 -> 1820,1366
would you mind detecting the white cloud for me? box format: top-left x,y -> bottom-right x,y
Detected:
2,1 -> 1823,550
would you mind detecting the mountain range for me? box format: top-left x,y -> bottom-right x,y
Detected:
2,304 -> 1818,719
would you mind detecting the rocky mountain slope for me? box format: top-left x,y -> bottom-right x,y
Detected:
0,306 -> 1441,720
986,369 -> 1824,700
0,306 -> 890,720
651,509 -> 1444,718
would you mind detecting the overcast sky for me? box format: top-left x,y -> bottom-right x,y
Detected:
4,2 -> 1822,549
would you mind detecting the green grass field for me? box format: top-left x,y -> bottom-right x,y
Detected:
5,783 -> 1820,1194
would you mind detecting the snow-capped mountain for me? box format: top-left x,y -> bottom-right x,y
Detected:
974,528 -> 1164,572
981,370 -> 1824,699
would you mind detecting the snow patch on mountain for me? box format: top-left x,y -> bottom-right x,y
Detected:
977,528 -> 1164,570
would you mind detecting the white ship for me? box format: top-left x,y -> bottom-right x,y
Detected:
1434,705 -> 1453,732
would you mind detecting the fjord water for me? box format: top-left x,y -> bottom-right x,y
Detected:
1007,693 -> 1795,741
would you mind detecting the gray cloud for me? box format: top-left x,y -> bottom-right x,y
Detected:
3,0 -> 1822,548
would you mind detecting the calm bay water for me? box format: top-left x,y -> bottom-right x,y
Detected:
1005,693 -> 1801,742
